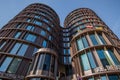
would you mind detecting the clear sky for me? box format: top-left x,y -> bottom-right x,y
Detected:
0,0 -> 120,38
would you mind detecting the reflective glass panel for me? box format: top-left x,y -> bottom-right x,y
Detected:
0,57 -> 13,72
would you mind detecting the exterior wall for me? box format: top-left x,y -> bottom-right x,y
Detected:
64,8 -> 120,80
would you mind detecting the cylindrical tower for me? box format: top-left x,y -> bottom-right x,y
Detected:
64,8 -> 120,80
0,3 -> 60,80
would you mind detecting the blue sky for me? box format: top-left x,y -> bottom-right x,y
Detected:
0,0 -> 120,38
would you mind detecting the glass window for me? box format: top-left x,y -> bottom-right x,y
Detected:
40,30 -> 46,36
16,24 -> 22,28
76,38 -> 84,50
10,42 -> 21,54
34,15 -> 40,19
37,54 -> 45,70
97,49 -> 109,67
17,44 -> 28,56
82,36 -> 89,48
14,31 -> 21,38
0,41 -> 6,49
68,57 -> 71,63
34,20 -> 42,26
26,25 -> 34,31
101,76 -> 106,80
47,27 -> 50,31
80,25 -> 85,29
0,57 -> 13,72
98,34 -> 106,44
33,47 -> 38,54
80,53 -> 91,71
87,51 -> 96,68
27,18 -> 31,22
90,34 -> 98,45
64,57 -> 67,64
48,36 -> 52,40
25,34 -> 37,42
88,77 -> 94,80
7,58 -> 22,73
43,19 -> 49,23
10,43 -> 28,56
42,40 -> 47,47
108,49 -> 119,65
108,75 -> 119,80
43,54 -> 51,71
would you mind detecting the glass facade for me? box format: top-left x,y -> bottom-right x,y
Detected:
26,25 -> 34,31
90,34 -> 98,45
87,51 -> 96,68
42,40 -> 47,47
0,57 -> 13,72
14,31 -> 21,38
108,75 -> 119,80
0,41 -> 6,49
43,54 -> 51,71
24,33 -> 37,42
96,49 -> 119,67
80,50 -> 97,71
10,42 -> 28,56
7,58 -> 22,73
76,36 -> 89,50
90,33 -> 106,45
80,53 -> 91,71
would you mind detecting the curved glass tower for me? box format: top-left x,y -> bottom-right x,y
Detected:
0,3 -> 120,80
64,8 -> 120,80
0,3 -> 61,80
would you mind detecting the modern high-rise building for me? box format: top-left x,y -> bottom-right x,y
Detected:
0,3 -> 120,80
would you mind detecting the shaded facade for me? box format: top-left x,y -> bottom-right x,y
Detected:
0,3 -> 120,80
0,3 -> 61,80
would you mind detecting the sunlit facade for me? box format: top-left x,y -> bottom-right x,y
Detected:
65,8 -> 120,80
0,3 -> 120,80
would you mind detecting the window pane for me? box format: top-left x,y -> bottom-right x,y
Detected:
97,49 -> 109,67
76,38 -> 84,50
26,25 -> 34,31
0,57 -> 13,72
7,58 -> 22,73
33,47 -> 38,54
98,34 -> 106,44
10,43 -> 21,54
42,40 -> 47,47
16,24 -> 22,28
25,34 -> 36,42
90,34 -> 98,45
40,30 -> 46,36
17,44 -> 28,56
47,27 -> 50,31
27,18 -> 31,22
43,54 -> 51,71
14,32 -> 21,38
48,36 -> 52,40
88,77 -> 94,80
108,75 -> 119,80
101,76 -> 106,80
37,54 -> 45,70
0,41 -> 6,49
80,53 -> 91,71
108,49 -> 120,65
82,36 -> 89,48
34,20 -> 42,26
87,51 -> 96,68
